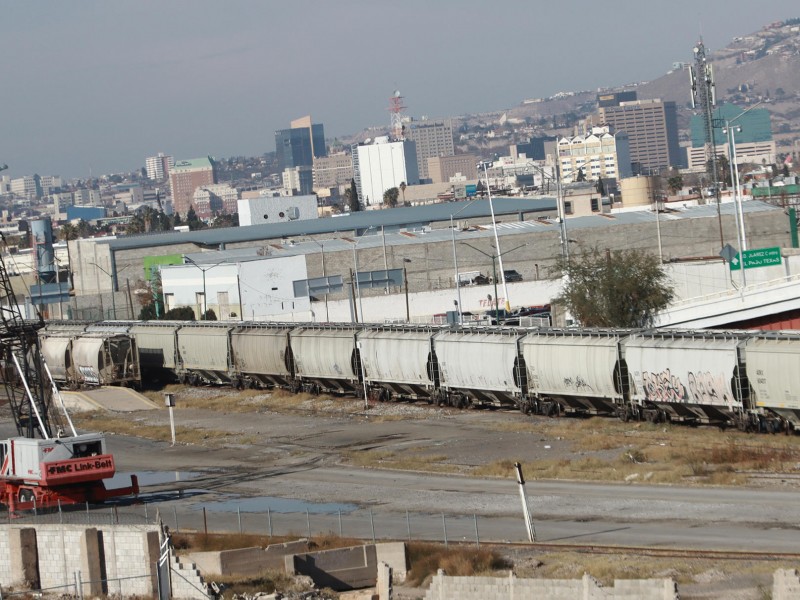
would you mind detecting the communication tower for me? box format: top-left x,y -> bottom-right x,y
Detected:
388,90 -> 406,140
690,39 -> 723,248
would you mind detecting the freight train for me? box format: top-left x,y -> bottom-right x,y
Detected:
38,320 -> 800,433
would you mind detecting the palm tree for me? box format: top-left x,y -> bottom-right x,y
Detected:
59,222 -> 78,290
399,181 -> 407,205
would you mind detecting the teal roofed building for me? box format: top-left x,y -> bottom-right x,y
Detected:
687,103 -> 775,169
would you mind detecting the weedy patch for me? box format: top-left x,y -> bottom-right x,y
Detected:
406,542 -> 512,587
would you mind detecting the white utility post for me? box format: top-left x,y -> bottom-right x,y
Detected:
165,393 -> 176,446
514,462 -> 536,542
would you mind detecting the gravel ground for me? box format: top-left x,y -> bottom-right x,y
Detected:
78,386 -> 800,599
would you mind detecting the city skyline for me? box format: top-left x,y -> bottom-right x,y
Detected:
1,0 -> 797,179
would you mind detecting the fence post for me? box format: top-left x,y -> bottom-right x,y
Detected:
144,503 -> 148,522
267,507 -> 272,537
406,511 -> 411,541
338,510 -> 342,537
173,507 -> 179,532
237,506 -> 242,533
306,509 -> 311,539
442,513 -> 448,549
474,514 -> 480,547
74,570 -> 84,600
58,500 -> 63,524
203,507 -> 208,536
369,510 -> 376,544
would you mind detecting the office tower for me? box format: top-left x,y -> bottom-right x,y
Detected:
597,99 -> 682,173
404,120 -> 454,180
169,157 -> 216,217
275,115 -> 327,172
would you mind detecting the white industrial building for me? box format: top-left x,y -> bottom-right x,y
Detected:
160,253 -> 311,320
353,137 -> 419,206
237,194 -> 319,226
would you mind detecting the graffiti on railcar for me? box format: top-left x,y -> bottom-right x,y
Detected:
562,375 -> 594,393
640,369 -> 733,405
641,369 -> 688,403
687,371 -> 734,406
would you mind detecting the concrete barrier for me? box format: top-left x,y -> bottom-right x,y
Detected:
774,569 -> 800,600
375,542 -> 408,583
184,539 -> 309,576
286,544 -> 378,591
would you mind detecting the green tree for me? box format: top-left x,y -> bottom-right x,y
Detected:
347,179 -> 361,212
553,246 -> 674,328
667,175 -> 684,195
595,177 -> 606,196
383,187 -> 399,208
163,306 -> 196,320
399,181 -> 407,203
186,206 -> 202,230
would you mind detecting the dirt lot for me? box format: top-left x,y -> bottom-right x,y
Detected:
72,385 -> 800,599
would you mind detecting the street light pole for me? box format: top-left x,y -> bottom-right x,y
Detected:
89,262 -> 126,319
403,258 -> 411,322
482,163 -> 511,312
461,241 -> 527,323
449,198 -> 481,325
351,226 -> 374,323
184,257 -> 223,320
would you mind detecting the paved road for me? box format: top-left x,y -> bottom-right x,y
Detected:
126,462 -> 800,553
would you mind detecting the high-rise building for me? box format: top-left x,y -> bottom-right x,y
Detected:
193,183 -> 239,218
596,91 -> 638,108
687,102 -> 775,169
427,154 -> 478,184
353,137 -> 419,206
10,175 -> 42,200
557,126 -> 632,184
511,136 -> 557,162
146,153 -> 175,181
275,115 -> 327,172
169,157 -> 216,217
596,99 -> 682,174
312,153 -> 354,189
404,120 -> 454,181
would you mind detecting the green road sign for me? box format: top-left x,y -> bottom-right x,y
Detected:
730,247 -> 782,271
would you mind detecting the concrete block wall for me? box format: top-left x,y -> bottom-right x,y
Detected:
0,524 -> 159,597
423,570 -> 679,600
0,526 -> 12,584
170,554 -> 211,600
102,527 -> 159,597
773,569 -> 800,600
35,526 -> 85,592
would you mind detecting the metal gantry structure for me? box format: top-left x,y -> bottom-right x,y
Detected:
0,233 -> 62,439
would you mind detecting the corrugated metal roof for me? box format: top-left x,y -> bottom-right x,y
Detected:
107,197 -> 557,251
177,200 -> 780,264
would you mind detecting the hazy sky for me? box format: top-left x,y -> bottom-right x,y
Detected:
1,1 -> 797,179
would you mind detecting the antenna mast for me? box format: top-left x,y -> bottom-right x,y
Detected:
690,39 -> 723,249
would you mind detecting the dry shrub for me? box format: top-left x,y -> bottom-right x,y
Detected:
406,542 -> 512,587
